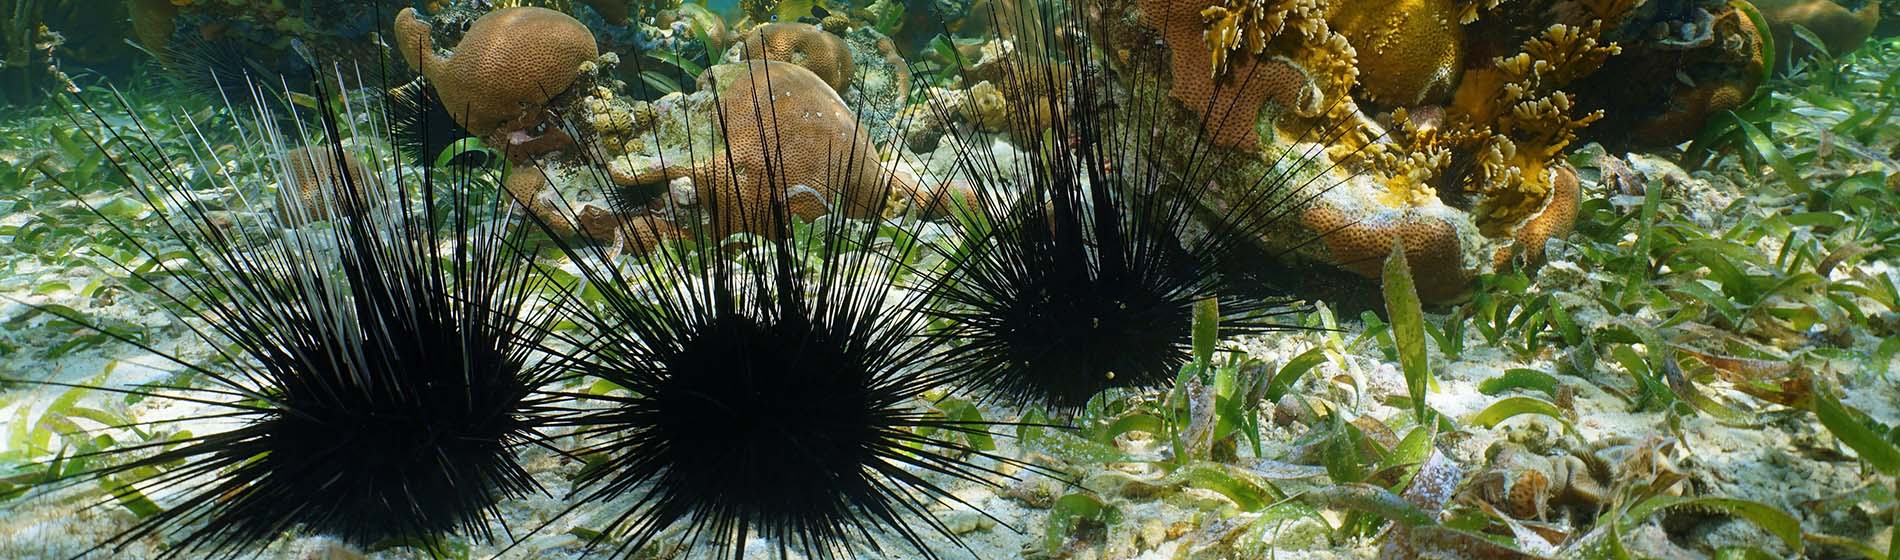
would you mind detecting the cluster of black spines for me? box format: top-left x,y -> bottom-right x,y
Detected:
909,0 -> 1342,413
513,55 -> 1033,559
17,0 -> 1359,557
25,74 -> 563,557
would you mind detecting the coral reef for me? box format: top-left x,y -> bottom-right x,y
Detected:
1572,1 -> 1770,147
1325,0 -> 1465,106
393,7 -> 598,137
692,60 -> 893,234
1109,0 -> 1672,300
1135,0 -> 1324,151
725,22 -> 855,94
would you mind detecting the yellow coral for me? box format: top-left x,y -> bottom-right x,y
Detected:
1328,0 -> 1465,106
1455,0 -> 1504,24
968,81 -> 1009,132
1199,0 -> 1295,79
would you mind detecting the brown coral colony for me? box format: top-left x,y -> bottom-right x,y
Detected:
393,7 -> 597,138
371,0 -> 1766,303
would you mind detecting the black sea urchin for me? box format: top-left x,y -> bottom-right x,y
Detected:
521,63 -> 1027,559
22,77 -> 563,557
916,1 -> 1348,412
387,78 -> 478,169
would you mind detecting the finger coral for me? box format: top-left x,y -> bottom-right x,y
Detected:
727,22 -> 855,94
392,7 -> 598,137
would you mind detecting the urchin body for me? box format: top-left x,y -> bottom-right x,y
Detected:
587,312 -> 904,552
946,202 -> 1205,410
42,84 -> 558,557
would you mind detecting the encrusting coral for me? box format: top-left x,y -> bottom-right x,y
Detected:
726,22 -> 856,94
1136,0 -> 1323,151
1325,0 -> 1465,106
393,7 -> 598,137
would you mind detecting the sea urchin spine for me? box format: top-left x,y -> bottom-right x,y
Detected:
17,73 -> 565,557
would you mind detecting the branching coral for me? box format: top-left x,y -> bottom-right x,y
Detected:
393,7 -> 598,137
1376,21 -> 1616,235
727,22 -> 854,94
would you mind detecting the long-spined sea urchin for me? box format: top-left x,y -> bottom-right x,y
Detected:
15,72 -> 564,557
518,59 -> 1034,559
914,0 -> 1351,412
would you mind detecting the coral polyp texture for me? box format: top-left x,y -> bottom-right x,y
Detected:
272,145 -> 380,226
726,22 -> 857,94
1137,0 -> 1323,151
690,60 -> 890,234
393,6 -> 598,136
1103,0 -> 1764,300
1326,0 -> 1465,106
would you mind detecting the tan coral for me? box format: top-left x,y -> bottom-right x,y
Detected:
1135,0 -> 1322,150
392,7 -> 598,136
275,147 -> 378,226
1327,0 -> 1465,106
728,23 -> 855,94
1577,3 -> 1765,147
1301,204 -> 1472,302
505,164 -> 683,248
1495,163 -> 1580,269
695,61 -> 896,235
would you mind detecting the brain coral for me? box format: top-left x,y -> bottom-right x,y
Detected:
1135,0 -> 1322,151
275,146 -> 378,226
727,23 -> 856,94
695,60 -> 891,235
1327,0 -> 1464,106
392,7 -> 598,136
